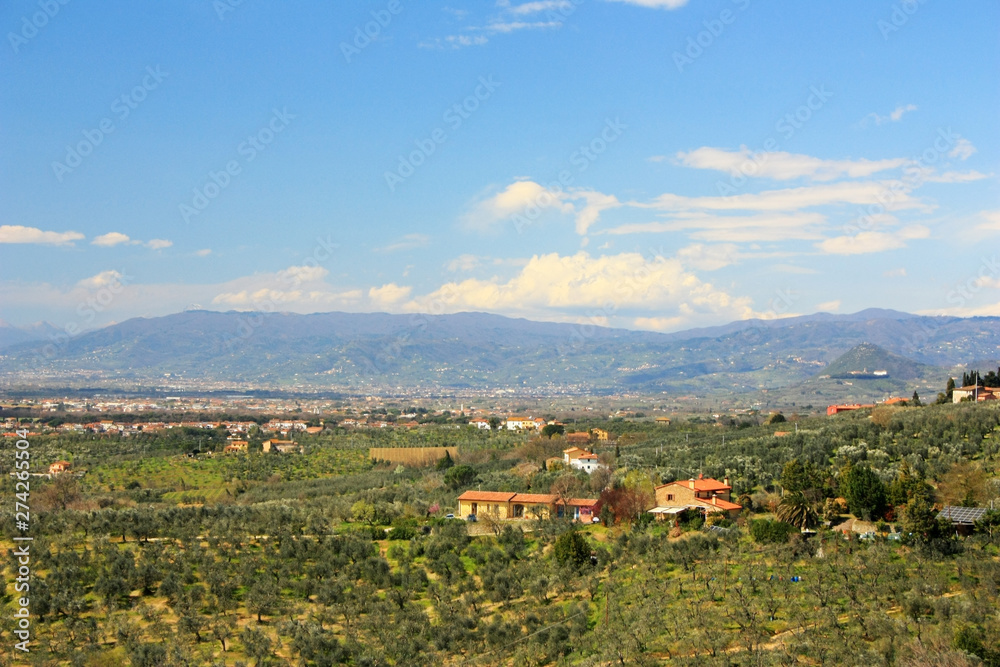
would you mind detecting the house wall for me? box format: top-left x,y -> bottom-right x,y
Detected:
458,500 -> 511,519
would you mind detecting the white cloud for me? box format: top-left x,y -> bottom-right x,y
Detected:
77,270 -> 126,289
884,268 -> 907,278
676,243 -> 740,271
770,264 -> 818,275
424,2 -> 565,49
603,211 -> 827,242
571,191 -> 622,235
647,155 -> 667,163
0,225 -> 84,245
816,300 -> 841,312
604,0 -> 690,9
376,233 -> 430,253
195,249 -> 212,257
861,104 -> 917,127
369,283 -> 413,306
975,210 -> 1000,233
923,170 -> 988,183
816,225 -> 930,255
949,137 -> 976,160
446,254 -> 481,272
463,180 -> 621,235
404,251 -> 758,328
92,233 -> 172,249
462,180 -> 573,231
92,232 -> 134,247
649,180 -> 925,214
506,1 -> 573,14
676,146 -> 908,181
277,265 -> 329,285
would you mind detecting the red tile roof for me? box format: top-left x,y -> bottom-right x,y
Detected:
510,493 -> 558,504
457,491 -> 516,502
657,477 -> 731,492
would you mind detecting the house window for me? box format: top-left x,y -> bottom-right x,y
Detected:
471,503 -> 478,514
667,494 -> 674,501
512,504 -> 524,518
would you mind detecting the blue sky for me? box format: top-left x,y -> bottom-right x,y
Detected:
1,0 -> 998,335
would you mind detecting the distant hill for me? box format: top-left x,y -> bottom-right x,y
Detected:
821,342 -> 930,380
1,309 -> 998,400
0,321 -> 60,351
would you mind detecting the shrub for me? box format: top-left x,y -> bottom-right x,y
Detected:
749,519 -> 797,544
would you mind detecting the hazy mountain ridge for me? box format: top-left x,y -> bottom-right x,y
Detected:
1,309 -> 998,396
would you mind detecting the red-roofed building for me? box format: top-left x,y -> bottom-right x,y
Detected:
827,403 -> 875,416
649,474 -> 742,519
456,490 -> 598,522
49,461 -> 71,475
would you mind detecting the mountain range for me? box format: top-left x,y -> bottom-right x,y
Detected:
1,309 -> 998,402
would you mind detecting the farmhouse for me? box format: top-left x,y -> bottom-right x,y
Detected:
952,385 -> 1000,403
224,440 -> 248,453
648,474 -> 741,520
49,460 -> 71,475
262,439 -> 300,453
456,491 -> 598,522
827,403 -> 875,416
505,416 -> 540,431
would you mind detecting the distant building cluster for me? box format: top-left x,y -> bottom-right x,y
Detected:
951,385 -> 999,403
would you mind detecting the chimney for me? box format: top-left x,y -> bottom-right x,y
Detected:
698,473 -> 704,480
711,494 -> 717,505
689,478 -> 695,490
724,476 -> 730,487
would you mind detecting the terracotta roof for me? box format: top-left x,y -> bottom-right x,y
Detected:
657,477 -> 731,492
705,497 -> 741,511
510,493 -> 558,504
566,498 -> 598,507
563,446 -> 587,454
457,491 -> 516,502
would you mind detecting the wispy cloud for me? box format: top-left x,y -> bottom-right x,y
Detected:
815,225 -> 929,255
376,233 -> 430,253
949,137 -> 976,160
676,147 -> 908,181
423,1 -> 570,48
861,103 -> 917,127
604,0 -> 690,9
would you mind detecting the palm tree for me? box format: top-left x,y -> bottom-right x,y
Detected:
776,493 -> 817,529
